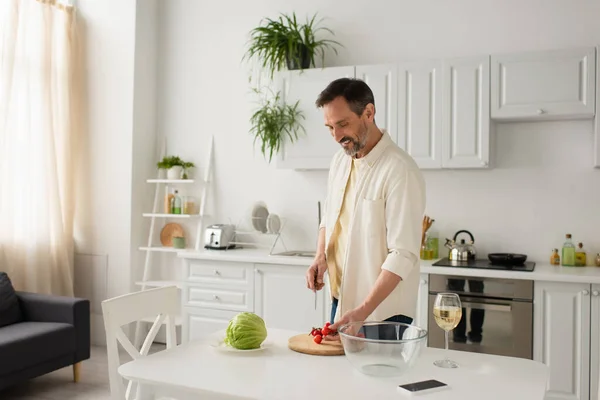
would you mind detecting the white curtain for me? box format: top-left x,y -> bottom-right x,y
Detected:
0,0 -> 79,296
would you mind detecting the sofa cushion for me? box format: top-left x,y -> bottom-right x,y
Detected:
0,321 -> 76,376
0,272 -> 23,328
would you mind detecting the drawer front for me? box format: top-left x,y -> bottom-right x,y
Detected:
186,286 -> 253,312
186,260 -> 251,287
183,307 -> 238,343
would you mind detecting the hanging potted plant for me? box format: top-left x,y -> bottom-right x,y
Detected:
249,87 -> 305,163
156,156 -> 194,180
243,12 -> 342,79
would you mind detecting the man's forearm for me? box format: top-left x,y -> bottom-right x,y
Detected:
358,270 -> 402,317
315,227 -> 326,260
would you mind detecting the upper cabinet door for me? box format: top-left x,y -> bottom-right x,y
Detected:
397,61 -> 443,169
442,56 -> 490,169
276,66 -> 355,170
491,47 -> 596,120
355,64 -> 398,145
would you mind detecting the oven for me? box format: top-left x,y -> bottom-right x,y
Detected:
428,274 -> 534,360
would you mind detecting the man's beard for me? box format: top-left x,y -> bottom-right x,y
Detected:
341,125 -> 368,157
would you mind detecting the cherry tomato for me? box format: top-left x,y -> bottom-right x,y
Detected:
321,326 -> 331,336
313,334 -> 323,344
324,322 -> 331,328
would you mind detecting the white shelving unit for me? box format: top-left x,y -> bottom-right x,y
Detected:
133,135 -> 214,347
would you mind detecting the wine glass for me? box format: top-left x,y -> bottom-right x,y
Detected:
433,292 -> 462,368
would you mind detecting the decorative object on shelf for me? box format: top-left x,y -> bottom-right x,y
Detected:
183,196 -> 198,215
172,236 -> 185,249
420,215 -> 434,260
242,12 -> 342,79
160,223 -> 184,247
575,242 -> 587,266
251,201 -> 270,233
266,213 -> 281,234
550,249 -> 560,266
249,87 -> 305,163
157,155 -> 195,180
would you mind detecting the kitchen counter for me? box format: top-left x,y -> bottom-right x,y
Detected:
420,259 -> 600,284
177,247 -> 313,266
177,248 -> 600,284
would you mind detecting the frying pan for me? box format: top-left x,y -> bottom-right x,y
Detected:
488,253 -> 528,266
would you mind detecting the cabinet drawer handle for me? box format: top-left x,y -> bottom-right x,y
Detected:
213,295 -> 220,301
593,290 -> 599,296
213,270 -> 220,276
537,109 -> 546,115
583,290 -> 589,296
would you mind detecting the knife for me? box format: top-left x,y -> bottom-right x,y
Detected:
314,275 -> 317,310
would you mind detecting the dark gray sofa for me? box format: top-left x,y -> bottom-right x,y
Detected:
0,272 -> 90,391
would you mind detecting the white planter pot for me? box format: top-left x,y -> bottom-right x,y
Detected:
167,166 -> 182,180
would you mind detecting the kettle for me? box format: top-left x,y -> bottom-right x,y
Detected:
445,230 -> 476,261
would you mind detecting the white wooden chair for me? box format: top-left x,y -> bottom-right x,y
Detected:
102,285 -> 180,400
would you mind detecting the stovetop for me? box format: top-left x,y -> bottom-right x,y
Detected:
432,257 -> 536,272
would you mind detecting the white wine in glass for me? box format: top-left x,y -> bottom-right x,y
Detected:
433,293 -> 462,368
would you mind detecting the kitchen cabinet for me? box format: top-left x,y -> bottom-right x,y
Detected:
397,61 -> 443,169
181,258 -> 329,342
442,56 -> 490,169
414,273 -> 429,332
254,264 -> 329,331
276,66 -> 355,170
491,47 -> 596,120
534,281 -> 600,400
355,64 -> 398,145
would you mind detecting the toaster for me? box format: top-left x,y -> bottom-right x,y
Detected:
204,224 -> 236,250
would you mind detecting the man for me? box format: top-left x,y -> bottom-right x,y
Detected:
305,77 -> 426,333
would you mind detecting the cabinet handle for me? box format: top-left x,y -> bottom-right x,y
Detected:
537,109 -> 546,115
583,290 -> 589,296
420,279 -> 428,284
213,269 -> 220,275
593,290 -> 599,296
213,295 -> 219,300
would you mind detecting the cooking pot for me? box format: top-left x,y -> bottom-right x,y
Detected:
488,253 -> 528,266
445,230 -> 476,261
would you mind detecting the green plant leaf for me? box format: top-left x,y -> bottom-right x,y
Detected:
241,11 -> 344,80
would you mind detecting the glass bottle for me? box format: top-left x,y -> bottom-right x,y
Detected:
171,190 -> 182,214
550,249 -> 560,266
427,229 -> 439,259
575,243 -> 587,266
595,253 -> 600,267
561,234 -> 575,266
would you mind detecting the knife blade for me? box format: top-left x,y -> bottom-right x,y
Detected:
314,275 -> 317,310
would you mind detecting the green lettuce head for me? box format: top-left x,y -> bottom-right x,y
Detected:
224,312 -> 267,350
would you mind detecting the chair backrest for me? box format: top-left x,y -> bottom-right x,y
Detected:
101,286 -> 179,400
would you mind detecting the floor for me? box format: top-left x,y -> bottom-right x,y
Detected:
0,344 -> 164,400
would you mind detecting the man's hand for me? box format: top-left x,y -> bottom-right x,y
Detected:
329,305 -> 370,333
306,254 -> 327,291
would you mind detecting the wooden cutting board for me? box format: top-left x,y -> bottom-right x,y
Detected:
287,334 -> 345,356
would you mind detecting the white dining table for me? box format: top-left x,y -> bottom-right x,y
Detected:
119,328 -> 548,400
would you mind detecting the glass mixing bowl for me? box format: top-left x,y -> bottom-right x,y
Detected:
338,321 -> 428,377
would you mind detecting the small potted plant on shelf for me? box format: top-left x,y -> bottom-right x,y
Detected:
250,87 -> 305,163
242,12 -> 342,79
157,156 -> 195,180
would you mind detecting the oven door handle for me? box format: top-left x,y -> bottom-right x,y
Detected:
461,300 -> 512,312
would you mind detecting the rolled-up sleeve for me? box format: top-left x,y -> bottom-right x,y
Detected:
380,167 -> 426,280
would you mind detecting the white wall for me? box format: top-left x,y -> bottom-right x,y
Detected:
155,0 -> 600,265
73,0 -> 159,345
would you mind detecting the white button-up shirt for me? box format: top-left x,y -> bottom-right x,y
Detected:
320,130 -> 426,322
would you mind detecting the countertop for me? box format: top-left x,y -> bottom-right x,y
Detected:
177,248 -> 600,284
119,328 -> 548,400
